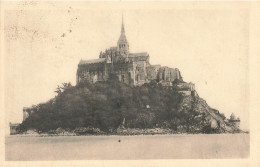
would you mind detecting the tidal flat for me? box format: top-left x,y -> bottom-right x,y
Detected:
5,133 -> 249,160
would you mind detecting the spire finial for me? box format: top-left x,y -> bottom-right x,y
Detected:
122,13 -> 124,24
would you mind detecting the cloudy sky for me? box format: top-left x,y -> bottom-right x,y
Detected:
3,2 -> 250,132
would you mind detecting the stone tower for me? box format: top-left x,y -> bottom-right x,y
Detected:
117,15 -> 129,56
228,113 -> 240,129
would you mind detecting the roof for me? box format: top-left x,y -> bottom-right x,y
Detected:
79,58 -> 106,65
147,65 -> 161,69
128,52 -> 148,57
117,19 -> 128,44
118,33 -> 128,44
9,123 -> 20,126
151,64 -> 161,67
172,78 -> 186,84
110,46 -> 117,50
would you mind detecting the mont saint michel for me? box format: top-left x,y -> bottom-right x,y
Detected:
10,17 -> 241,136
4,2 -> 250,161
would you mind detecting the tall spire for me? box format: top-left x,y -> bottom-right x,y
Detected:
117,13 -> 129,56
121,14 -> 125,33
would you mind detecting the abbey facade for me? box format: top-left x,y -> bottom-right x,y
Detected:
76,18 -> 186,87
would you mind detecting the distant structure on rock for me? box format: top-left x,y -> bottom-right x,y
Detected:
9,107 -> 33,135
228,113 -> 240,129
76,16 -> 194,89
9,123 -> 20,135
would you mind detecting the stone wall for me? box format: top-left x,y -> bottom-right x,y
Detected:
178,91 -> 192,96
77,63 -> 111,84
9,123 -> 20,135
133,61 -> 148,85
228,119 -> 240,129
157,67 -> 180,82
175,82 -> 195,91
146,65 -> 161,80
77,45 -> 185,88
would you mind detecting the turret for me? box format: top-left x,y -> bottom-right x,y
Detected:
228,113 -> 240,129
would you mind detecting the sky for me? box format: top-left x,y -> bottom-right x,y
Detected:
3,2 -> 250,133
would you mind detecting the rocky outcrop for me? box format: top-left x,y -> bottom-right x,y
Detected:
73,127 -> 104,135
116,128 -> 173,135
179,91 -> 238,133
18,80 -> 242,135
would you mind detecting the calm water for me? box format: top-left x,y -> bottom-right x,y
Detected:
5,134 -> 249,160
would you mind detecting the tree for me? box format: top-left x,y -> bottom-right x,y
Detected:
18,79 -> 225,134
55,82 -> 72,95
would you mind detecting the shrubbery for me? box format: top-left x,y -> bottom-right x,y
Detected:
19,78 -> 212,134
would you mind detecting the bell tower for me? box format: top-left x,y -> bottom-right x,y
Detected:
117,15 -> 129,56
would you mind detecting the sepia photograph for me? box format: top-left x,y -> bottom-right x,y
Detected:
1,1 -> 260,165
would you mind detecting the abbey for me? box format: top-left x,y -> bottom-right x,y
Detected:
76,18 -> 184,87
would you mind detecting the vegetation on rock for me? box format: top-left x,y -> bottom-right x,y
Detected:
18,75 -> 231,134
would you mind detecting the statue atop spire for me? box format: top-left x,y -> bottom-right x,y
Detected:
117,13 -> 129,56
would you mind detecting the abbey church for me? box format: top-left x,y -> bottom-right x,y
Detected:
76,17 -> 187,87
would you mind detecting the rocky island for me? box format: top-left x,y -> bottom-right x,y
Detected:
10,17 -> 241,135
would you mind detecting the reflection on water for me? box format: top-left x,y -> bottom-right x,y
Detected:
5,134 -> 249,160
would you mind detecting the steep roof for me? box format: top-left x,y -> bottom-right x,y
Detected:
110,46 -> 117,50
79,58 -> 106,65
118,32 -> 128,44
128,52 -> 148,57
